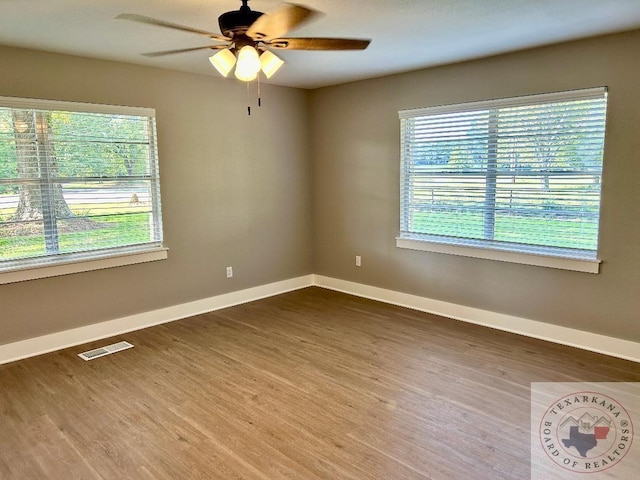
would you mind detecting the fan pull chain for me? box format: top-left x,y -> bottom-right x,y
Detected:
246,81 -> 251,116
257,75 -> 262,108
245,78 -> 264,115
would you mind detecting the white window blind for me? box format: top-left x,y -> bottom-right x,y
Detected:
398,87 -> 608,268
0,96 -> 164,273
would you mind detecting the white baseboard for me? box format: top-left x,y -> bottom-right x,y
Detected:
312,275 -> 640,364
0,275 -> 314,365
2,273 -> 638,365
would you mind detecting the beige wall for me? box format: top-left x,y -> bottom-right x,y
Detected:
0,46 -> 313,344
2,29 -> 640,349
310,30 -> 640,343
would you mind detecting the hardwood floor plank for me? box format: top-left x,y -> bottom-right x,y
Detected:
1,287 -> 638,479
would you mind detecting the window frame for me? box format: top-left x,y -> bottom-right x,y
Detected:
397,87 -> 607,273
0,96 -> 167,284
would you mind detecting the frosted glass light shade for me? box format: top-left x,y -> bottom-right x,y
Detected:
209,49 -> 236,77
234,46 -> 261,81
260,50 -> 284,79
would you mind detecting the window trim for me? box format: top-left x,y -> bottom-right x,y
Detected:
398,87 -> 606,120
0,95 -> 166,282
0,247 -> 168,284
397,87 -> 607,273
396,237 -> 600,273
0,96 -> 155,118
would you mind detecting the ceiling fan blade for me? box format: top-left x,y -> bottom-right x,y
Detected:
116,13 -> 230,42
246,3 -> 319,41
141,45 -> 227,57
268,37 -> 371,51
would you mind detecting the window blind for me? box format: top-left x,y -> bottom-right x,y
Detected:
399,87 -> 607,261
0,96 -> 163,272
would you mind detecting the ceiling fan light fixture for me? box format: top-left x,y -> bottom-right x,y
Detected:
260,50 -> 284,79
234,45 -> 261,81
119,0 -> 370,113
209,48 -> 236,77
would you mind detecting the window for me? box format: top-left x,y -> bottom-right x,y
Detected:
398,87 -> 608,273
0,96 -> 165,281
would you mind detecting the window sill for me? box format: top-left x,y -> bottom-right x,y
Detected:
0,248 -> 168,285
396,237 -> 600,273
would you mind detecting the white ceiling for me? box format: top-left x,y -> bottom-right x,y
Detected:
2,0 -> 640,89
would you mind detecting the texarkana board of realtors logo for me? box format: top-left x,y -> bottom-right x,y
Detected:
531,383 -> 638,479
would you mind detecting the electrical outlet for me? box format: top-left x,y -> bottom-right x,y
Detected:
226,266 -> 233,278
355,255 -> 362,267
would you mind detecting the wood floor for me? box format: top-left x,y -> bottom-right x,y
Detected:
1,287 -> 638,479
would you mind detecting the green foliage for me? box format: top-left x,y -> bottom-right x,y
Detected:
49,112 -> 151,178
0,108 -> 152,185
411,209 -> 598,250
0,110 -> 18,194
0,212 -> 151,261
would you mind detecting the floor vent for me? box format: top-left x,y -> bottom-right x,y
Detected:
78,341 -> 134,361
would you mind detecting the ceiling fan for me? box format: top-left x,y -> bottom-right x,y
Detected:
117,1 -> 371,82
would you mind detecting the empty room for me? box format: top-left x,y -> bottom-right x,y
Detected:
1,1 -> 639,479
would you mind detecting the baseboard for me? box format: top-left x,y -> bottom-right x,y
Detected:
2,273 -> 638,365
312,275 -> 640,364
0,275 -> 314,365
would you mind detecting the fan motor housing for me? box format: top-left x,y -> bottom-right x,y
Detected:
218,8 -> 263,37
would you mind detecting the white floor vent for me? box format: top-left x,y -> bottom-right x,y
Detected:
78,341 -> 134,361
